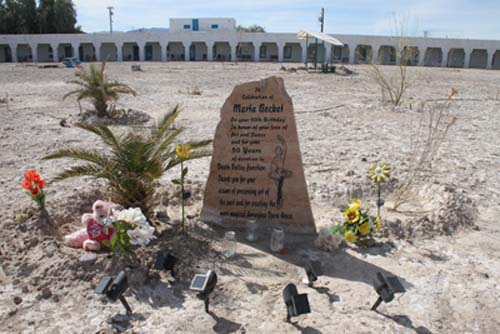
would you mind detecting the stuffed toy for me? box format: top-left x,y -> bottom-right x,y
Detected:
64,200 -> 123,252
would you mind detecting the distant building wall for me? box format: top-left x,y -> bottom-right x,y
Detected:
170,18 -> 236,32
1,30 -> 499,69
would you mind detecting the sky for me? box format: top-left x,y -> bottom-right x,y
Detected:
74,0 -> 500,40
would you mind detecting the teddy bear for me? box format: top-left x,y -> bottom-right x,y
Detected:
64,200 -> 123,252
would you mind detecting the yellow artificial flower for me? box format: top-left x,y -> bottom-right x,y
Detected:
375,216 -> 382,232
344,230 -> 357,244
344,207 -> 360,224
358,222 -> 370,236
369,161 -> 390,183
175,143 -> 192,161
349,198 -> 361,210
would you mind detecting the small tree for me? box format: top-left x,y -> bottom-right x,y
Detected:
43,106 -> 212,219
64,60 -> 136,118
236,24 -> 266,32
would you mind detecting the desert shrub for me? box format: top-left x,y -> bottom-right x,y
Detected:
43,106 -> 212,219
187,84 -> 202,96
368,15 -> 418,107
64,60 -> 136,118
390,90 -> 458,211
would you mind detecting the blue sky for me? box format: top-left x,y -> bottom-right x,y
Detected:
74,0 -> 500,40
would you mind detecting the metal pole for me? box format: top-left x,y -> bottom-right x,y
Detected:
315,38 -> 318,71
305,35 -> 308,70
119,296 -> 132,315
320,8 -> 324,33
107,7 -> 114,34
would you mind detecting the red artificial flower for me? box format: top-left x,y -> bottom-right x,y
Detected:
280,248 -> 288,255
20,170 -> 46,208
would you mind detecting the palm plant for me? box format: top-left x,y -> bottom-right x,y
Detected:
64,60 -> 136,118
43,106 -> 212,219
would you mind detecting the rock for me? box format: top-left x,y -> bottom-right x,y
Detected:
346,170 -> 355,176
13,296 -> 22,305
21,286 -> 30,293
41,287 -> 52,299
201,76 -> 316,234
79,252 -> 97,265
155,210 -> 169,221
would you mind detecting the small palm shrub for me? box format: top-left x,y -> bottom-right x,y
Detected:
64,60 -> 136,118
43,106 -> 212,219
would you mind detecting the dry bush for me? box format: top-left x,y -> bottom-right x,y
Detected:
390,90 -> 458,211
368,15 -> 419,107
187,84 -> 202,96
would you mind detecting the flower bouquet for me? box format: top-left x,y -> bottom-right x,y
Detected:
332,199 -> 381,246
102,207 -> 156,260
21,170 -> 46,209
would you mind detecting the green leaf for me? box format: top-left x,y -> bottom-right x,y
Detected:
182,167 -> 188,178
111,235 -> 117,249
331,225 -> 343,234
171,179 -> 181,185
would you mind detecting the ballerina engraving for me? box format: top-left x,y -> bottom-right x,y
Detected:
268,135 -> 293,209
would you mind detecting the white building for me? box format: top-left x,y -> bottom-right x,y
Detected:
1,17 -> 500,69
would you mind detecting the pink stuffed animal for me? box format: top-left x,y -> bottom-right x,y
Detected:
64,200 -> 123,252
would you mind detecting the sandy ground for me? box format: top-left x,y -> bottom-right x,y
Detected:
0,61 -> 499,334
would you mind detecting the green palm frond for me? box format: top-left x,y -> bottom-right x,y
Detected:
50,164 -> 107,183
43,148 -> 111,167
75,123 -> 121,149
153,105 -> 182,139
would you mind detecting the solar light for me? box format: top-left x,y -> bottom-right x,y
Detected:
371,272 -> 406,311
304,260 -> 323,287
153,252 -> 178,278
95,270 -> 132,315
283,283 -> 311,322
190,270 -> 217,313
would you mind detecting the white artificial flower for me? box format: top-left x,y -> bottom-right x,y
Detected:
114,207 -> 148,228
314,227 -> 343,251
127,225 -> 156,246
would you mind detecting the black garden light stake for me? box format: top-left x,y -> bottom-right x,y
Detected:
283,283 -> 311,322
190,270 -> 217,313
371,272 -> 406,311
153,252 -> 178,278
304,260 -> 323,287
95,270 -> 132,315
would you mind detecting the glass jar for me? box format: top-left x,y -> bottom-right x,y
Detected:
223,231 -> 236,258
270,227 -> 285,253
245,219 -> 258,242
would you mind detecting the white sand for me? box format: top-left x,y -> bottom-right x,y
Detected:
0,62 -> 499,334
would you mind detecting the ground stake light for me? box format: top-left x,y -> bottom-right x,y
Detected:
190,270 -> 217,313
153,252 -> 178,278
283,283 -> 311,322
304,260 -> 323,287
95,270 -> 132,315
371,272 -> 406,311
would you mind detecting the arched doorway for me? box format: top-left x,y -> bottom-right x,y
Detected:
167,42 -> 185,61
236,42 -> 255,61
190,42 -> 208,61
423,48 -> 442,67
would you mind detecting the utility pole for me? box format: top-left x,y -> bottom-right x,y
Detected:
107,6 -> 114,33
315,7 -> 325,69
319,7 -> 325,33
